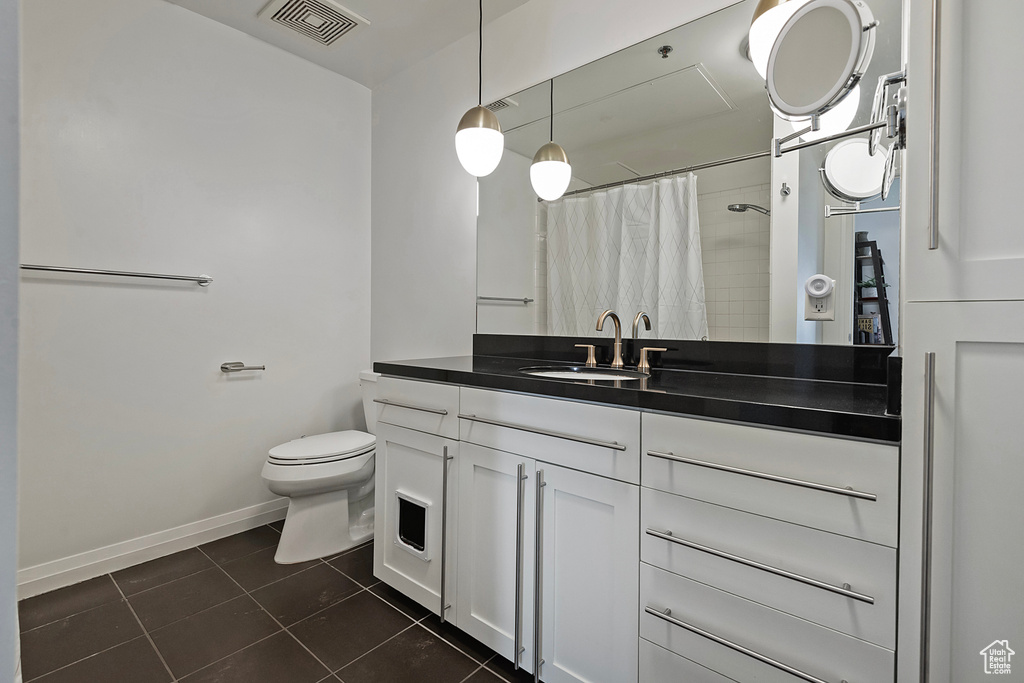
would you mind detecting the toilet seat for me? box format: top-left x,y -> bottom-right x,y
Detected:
268,430 -> 375,466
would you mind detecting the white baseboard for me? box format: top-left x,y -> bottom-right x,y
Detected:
17,499 -> 289,599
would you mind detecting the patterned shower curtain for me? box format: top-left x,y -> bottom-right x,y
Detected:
545,173 -> 708,339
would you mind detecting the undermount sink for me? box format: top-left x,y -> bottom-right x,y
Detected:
519,365 -> 649,381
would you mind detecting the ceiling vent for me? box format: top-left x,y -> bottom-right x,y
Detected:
486,97 -> 519,113
258,0 -> 369,46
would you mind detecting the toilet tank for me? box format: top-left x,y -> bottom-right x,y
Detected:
359,370 -> 381,435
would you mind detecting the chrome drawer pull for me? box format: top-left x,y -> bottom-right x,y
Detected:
921,352 -> 937,681
928,0 -> 942,251
373,398 -> 448,416
514,463 -> 527,670
534,470 -> 546,683
439,446 -> 454,623
459,414 -> 627,451
645,529 -> 875,604
644,606 -> 838,683
646,450 -> 877,501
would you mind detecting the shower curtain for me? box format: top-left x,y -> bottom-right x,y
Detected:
545,173 -> 708,340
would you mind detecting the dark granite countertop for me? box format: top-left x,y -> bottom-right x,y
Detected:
373,353 -> 901,443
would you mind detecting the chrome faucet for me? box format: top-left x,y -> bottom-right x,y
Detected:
632,311 -> 651,339
596,310 -> 624,369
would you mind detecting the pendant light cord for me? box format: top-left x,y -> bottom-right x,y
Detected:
478,0 -> 483,106
549,79 -> 554,142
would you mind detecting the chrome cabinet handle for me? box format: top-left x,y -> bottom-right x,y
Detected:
459,414 -> 627,452
645,528 -> 875,604
533,470 -> 546,683
921,353 -> 937,681
644,606 -> 832,683
646,450 -> 877,501
439,445 -> 453,623
514,463 -> 527,670
373,398 -> 448,416
929,0 -> 942,250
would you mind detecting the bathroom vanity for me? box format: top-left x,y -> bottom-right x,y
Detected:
372,336 -> 901,683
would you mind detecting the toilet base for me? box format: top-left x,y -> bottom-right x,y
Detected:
274,488 -> 374,564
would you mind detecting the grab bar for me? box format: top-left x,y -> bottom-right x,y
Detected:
220,362 -> 265,373
373,398 -> 448,416
21,264 -> 212,286
644,606 -> 831,683
825,205 -> 900,218
477,296 -> 535,304
459,414 -> 626,451
645,528 -> 874,604
646,450 -> 877,501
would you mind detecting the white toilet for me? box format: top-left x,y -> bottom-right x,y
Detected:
261,370 -> 380,564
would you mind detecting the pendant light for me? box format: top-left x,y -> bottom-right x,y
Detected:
530,79 -> 572,201
455,0 -> 503,177
748,0 -> 811,79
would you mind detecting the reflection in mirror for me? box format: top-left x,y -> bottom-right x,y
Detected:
477,0 -> 903,346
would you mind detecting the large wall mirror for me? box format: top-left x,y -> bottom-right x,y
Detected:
477,0 -> 903,345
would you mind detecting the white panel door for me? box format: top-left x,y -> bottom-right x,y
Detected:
900,301 -> 1024,682
455,443 -> 536,673
373,422 -> 458,619
536,463 -> 640,683
904,0 -> 1024,300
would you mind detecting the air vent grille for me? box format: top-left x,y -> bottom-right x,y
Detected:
485,97 -> 519,113
259,0 -> 368,46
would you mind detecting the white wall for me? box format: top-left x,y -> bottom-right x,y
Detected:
370,0 -> 735,360
18,0 -> 371,591
1,0 -> 19,673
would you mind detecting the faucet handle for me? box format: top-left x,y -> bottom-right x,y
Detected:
574,344 -> 598,368
637,347 -> 668,374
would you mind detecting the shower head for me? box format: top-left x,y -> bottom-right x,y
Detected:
728,203 -> 771,216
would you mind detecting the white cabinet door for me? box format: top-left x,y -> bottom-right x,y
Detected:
373,422 -> 458,620
537,463 -> 640,683
455,443 -> 536,673
904,0 -> 1024,301
900,301 -> 1024,682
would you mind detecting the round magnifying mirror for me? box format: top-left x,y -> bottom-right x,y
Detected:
766,0 -> 876,119
820,137 -> 888,202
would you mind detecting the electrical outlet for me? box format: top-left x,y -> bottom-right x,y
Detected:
805,274 -> 836,321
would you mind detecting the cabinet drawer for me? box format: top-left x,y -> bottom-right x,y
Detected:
375,377 -> 460,439
460,387 -> 640,483
641,488 -> 896,648
642,413 -> 899,546
640,638 -> 736,683
640,563 -> 894,683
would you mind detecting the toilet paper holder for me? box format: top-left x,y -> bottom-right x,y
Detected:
220,362 -> 265,373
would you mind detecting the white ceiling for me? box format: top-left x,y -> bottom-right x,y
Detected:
163,0 -> 532,88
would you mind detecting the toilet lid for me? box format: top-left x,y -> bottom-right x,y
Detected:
269,430 -> 375,464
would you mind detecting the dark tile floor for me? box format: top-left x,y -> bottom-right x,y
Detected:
18,523 -> 532,683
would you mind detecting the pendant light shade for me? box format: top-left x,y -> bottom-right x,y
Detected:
456,106 -> 504,177
748,0 -> 810,79
531,142 -> 572,201
531,80 -> 572,201
456,0 -> 504,177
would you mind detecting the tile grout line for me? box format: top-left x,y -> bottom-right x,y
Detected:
111,574 -> 178,683
198,545 -> 339,679
324,621 -> 422,676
